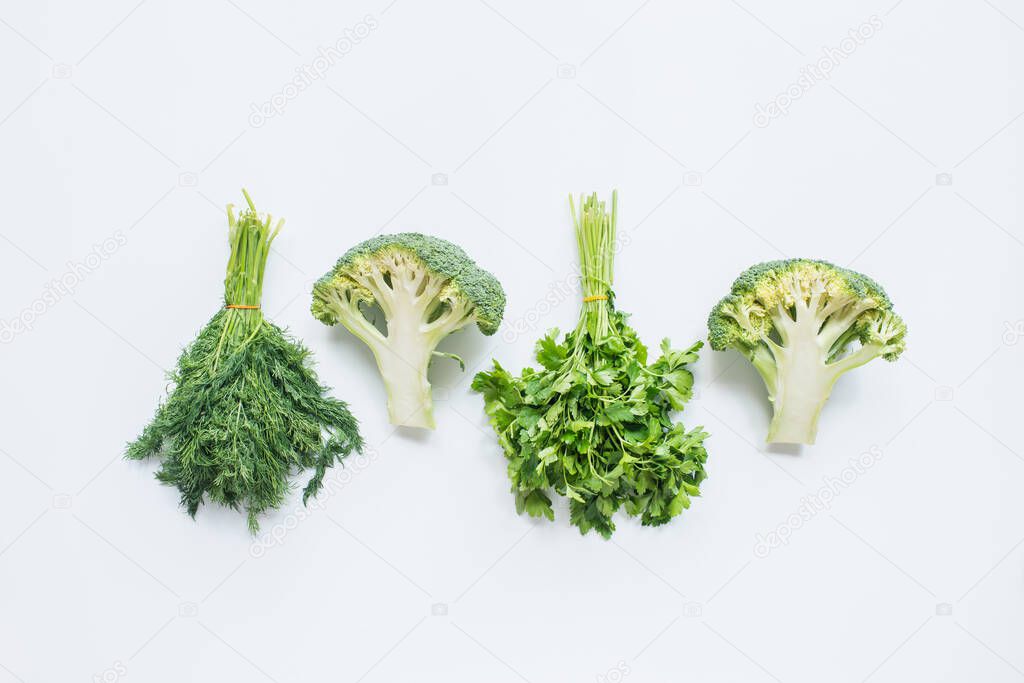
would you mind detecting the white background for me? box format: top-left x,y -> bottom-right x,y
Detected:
1,1 -> 1022,681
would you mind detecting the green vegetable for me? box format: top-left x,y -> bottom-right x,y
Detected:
127,191 -> 363,532
311,233 -> 505,429
708,258 -> 906,444
473,191 -> 709,538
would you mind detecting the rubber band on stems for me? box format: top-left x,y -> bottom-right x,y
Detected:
582,295 -> 608,303
225,304 -> 260,310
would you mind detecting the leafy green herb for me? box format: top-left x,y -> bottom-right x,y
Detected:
126,190 -> 363,532
473,191 -> 709,538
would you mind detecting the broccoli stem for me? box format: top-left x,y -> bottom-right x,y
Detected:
766,361 -> 837,444
322,276 -> 473,430
764,305 -> 886,444
372,332 -> 435,429
763,314 -> 828,443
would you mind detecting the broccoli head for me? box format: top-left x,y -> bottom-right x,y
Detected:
708,259 -> 906,444
312,232 -> 505,429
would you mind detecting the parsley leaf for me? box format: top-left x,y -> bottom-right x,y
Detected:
472,192 -> 710,538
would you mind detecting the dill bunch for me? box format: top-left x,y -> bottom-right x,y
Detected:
127,190 -> 363,533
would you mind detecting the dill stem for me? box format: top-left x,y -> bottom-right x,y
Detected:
216,189 -> 277,367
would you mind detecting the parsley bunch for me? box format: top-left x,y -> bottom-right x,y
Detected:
127,191 -> 363,532
473,191 -> 709,538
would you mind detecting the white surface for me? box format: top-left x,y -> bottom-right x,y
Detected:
1,1 -> 1022,681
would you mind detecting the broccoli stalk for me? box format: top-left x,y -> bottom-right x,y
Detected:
709,259 -> 906,445
312,234 -> 505,429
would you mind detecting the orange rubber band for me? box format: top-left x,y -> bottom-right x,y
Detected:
225,304 -> 260,310
582,295 -> 608,302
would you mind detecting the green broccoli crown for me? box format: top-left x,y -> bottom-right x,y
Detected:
724,258 -> 888,305
312,232 -> 505,334
708,258 -> 905,359
708,295 -> 767,352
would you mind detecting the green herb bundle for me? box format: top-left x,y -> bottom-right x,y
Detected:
127,191 -> 362,532
473,191 -> 709,538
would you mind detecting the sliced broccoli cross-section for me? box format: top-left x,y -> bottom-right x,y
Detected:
708,259 -> 906,444
312,233 -> 505,429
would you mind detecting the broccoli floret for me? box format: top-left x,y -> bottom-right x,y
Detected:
708,259 -> 906,444
312,232 -> 505,429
